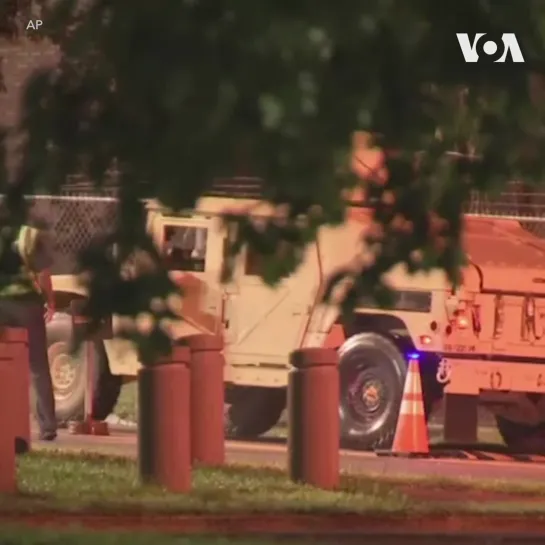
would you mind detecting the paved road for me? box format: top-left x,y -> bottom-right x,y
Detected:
33,428 -> 545,483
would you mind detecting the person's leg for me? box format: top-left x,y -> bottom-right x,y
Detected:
24,301 -> 57,439
0,299 -> 19,326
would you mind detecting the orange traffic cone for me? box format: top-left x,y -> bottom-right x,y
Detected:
390,357 -> 429,456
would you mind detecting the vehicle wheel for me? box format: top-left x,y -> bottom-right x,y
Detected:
339,332 -> 434,450
495,415 -> 545,453
45,312 -> 122,424
225,386 -> 286,439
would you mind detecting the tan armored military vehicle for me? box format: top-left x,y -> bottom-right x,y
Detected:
28,173 -> 545,452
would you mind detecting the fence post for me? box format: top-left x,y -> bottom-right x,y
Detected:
0,327 -> 30,492
138,343 -> 191,492
288,348 -> 339,490
69,300 -> 111,436
183,334 -> 225,466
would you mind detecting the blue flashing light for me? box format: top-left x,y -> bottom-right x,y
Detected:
406,352 -> 420,361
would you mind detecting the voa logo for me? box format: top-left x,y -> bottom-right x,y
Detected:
456,33 -> 525,63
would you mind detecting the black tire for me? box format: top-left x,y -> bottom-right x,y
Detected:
45,312 -> 122,424
339,332 -> 437,450
225,386 -> 286,439
495,413 -> 545,453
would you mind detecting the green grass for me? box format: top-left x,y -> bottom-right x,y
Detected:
12,450 -> 408,514
368,471 -> 545,497
5,450 -> 545,517
0,527 -> 294,545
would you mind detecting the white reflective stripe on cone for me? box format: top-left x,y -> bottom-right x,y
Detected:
398,399 -> 425,416
407,371 -> 422,395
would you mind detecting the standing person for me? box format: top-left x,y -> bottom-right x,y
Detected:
0,210 -> 57,441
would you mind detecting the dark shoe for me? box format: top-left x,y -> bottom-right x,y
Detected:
39,431 -> 57,441
15,437 -> 29,455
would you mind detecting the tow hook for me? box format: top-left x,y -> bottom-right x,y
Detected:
436,358 -> 451,384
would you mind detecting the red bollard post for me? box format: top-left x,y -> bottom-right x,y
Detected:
0,328 -> 30,455
0,327 -> 28,492
138,344 -> 191,492
288,348 -> 339,490
183,334 -> 225,466
0,357 -> 16,492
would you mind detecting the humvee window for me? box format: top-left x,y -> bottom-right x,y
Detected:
163,226 -> 208,272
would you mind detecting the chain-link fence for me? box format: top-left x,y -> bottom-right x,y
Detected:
4,177 -> 545,276
29,194 -> 118,275
465,181 -> 545,239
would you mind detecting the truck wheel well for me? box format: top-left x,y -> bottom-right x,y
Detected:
343,313 -> 413,348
